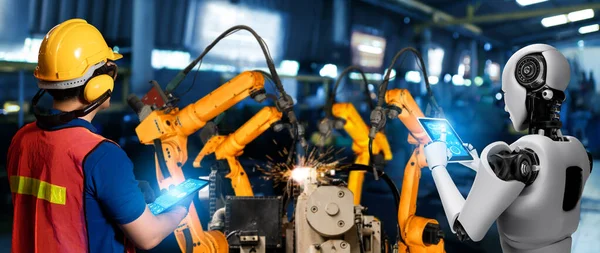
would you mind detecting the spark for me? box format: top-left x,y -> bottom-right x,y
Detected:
256,142 -> 348,190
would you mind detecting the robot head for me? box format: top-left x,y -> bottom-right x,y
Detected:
501,44 -> 570,131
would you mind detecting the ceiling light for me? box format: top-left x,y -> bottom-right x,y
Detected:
541,14 -> 568,27
516,0 -> 547,6
579,24 -> 599,34
568,9 -> 594,22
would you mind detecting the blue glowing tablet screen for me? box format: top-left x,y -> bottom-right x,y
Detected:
148,178 -> 209,215
418,118 -> 473,162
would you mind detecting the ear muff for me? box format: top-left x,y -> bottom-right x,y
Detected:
84,74 -> 114,102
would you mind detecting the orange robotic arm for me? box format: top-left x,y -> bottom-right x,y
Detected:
193,106 -> 282,196
331,103 -> 392,205
385,89 -> 444,253
132,71 -> 266,253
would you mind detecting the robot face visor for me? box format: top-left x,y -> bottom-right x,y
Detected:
38,61 -> 117,90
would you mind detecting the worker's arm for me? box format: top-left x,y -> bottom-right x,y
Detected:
84,141 -> 189,250
121,204 -> 189,250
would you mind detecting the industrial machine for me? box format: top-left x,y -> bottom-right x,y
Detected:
294,166 -> 382,253
130,25 -> 443,253
368,48 -> 446,253
193,106 -> 283,197
318,66 -> 393,205
129,26 -> 303,253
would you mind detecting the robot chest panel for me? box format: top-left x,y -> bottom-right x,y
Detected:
500,135 -> 590,242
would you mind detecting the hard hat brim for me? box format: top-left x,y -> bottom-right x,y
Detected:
108,51 -> 123,61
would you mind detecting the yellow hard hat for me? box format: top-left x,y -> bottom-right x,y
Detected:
34,18 -> 122,83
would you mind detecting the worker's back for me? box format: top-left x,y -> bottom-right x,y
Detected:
7,122 -> 106,253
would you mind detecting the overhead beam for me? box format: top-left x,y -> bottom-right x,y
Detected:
360,0 -> 503,45
419,3 -> 600,27
392,0 -> 482,34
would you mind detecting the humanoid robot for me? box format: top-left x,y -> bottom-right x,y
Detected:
423,44 -> 593,253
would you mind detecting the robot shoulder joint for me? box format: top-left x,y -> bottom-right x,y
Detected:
488,147 -> 539,186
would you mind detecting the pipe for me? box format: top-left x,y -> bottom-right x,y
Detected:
208,207 -> 226,231
344,164 -> 400,210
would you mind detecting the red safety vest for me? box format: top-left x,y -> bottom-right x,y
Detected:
7,122 -> 136,253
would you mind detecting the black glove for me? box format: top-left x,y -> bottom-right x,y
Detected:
137,180 -> 156,204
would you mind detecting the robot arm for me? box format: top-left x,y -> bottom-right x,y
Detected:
331,103 -> 392,162
134,71 -> 266,145
131,71 -> 267,253
331,103 -> 392,204
194,107 -> 282,196
385,89 -> 429,145
425,140 -> 532,242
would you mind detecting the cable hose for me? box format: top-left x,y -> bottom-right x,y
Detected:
208,169 -> 218,218
326,66 -> 375,118
376,47 -> 442,117
344,164 -> 399,215
344,163 -> 404,245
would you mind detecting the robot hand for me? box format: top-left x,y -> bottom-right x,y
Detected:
458,143 -> 480,171
423,126 -> 452,171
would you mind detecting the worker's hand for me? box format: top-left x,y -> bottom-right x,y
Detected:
424,125 -> 452,171
175,193 -> 195,213
138,180 -> 156,203
459,143 -> 480,171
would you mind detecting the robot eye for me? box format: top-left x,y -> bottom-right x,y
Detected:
515,54 -> 546,90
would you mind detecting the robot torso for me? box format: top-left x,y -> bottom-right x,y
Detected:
495,134 -> 591,252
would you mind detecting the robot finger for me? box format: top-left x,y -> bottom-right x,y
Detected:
463,143 -> 474,151
439,125 -> 447,143
446,148 -> 453,160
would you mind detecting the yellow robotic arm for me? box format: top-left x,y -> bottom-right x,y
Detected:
385,89 -> 444,253
332,102 -> 392,205
193,106 -> 282,196
367,48 -> 445,253
132,71 -> 265,253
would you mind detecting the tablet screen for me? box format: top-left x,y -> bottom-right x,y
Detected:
149,178 -> 209,215
417,118 -> 474,162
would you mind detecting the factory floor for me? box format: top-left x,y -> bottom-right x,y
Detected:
0,161 -> 598,252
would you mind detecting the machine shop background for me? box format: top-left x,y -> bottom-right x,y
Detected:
1,0 -> 599,252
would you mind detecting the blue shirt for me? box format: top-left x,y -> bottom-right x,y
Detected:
40,115 -> 146,252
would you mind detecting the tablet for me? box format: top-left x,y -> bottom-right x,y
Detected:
148,178 -> 209,215
417,117 -> 474,162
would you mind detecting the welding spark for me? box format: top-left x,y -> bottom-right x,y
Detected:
255,143 -> 348,191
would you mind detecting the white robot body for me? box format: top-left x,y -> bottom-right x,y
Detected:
497,135 -> 590,252
424,44 -> 593,253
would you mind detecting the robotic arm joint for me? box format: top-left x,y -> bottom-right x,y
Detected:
488,147 -> 539,186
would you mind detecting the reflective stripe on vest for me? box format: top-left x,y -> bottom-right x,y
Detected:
10,176 -> 67,205
8,123 -> 107,253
